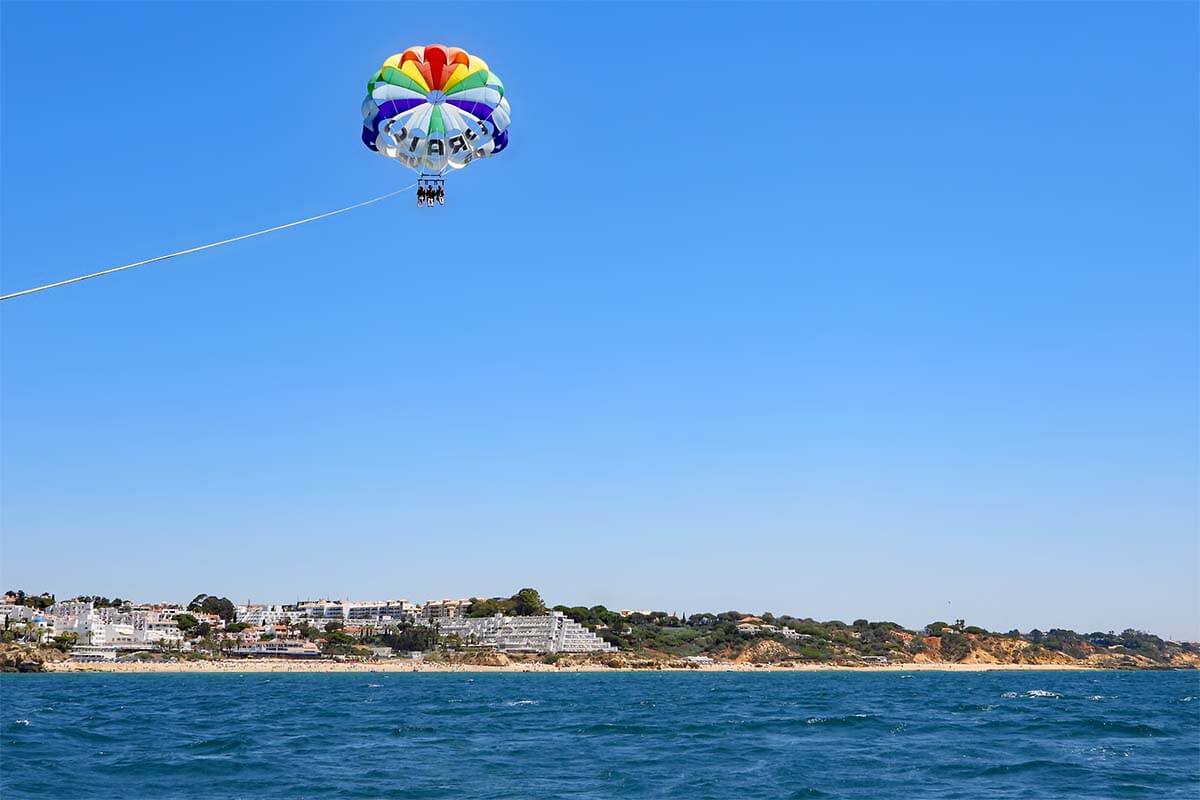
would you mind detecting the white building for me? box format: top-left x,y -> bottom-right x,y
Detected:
347,600 -> 417,624
0,604 -> 37,624
70,645 -> 118,662
437,612 -> 615,654
235,604 -> 292,627
736,622 -> 803,640
131,609 -> 185,645
291,599 -> 418,626
230,640 -> 320,659
42,602 -> 183,649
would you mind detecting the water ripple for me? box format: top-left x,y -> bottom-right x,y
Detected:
1,671 -> 1197,799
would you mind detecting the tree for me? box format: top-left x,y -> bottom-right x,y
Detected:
207,598 -> 236,621
324,621 -> 344,633
321,631 -> 356,655
188,594 -> 236,622
467,598 -> 503,618
511,588 -> 546,616
176,614 -> 198,632
378,624 -> 438,653
27,593 -> 55,611
52,632 -> 78,651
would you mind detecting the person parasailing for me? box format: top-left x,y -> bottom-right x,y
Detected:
361,44 -> 511,210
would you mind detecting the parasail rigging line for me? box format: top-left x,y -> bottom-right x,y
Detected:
0,184 -> 415,302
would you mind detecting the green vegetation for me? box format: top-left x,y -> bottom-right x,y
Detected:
67,595 -> 125,609
512,588 -> 547,616
320,631 -> 356,654
4,590 -> 56,610
939,633 -> 972,662
373,624 -> 438,653
467,588 -> 548,618
51,632 -> 78,651
187,594 -> 237,622
1040,628 -> 1090,659
540,601 -> 1196,666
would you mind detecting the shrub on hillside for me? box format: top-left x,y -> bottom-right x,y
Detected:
939,633 -> 972,662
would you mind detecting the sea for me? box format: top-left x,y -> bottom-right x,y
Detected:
2,670 -> 1198,799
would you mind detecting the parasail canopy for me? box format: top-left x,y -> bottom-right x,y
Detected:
362,44 -> 511,175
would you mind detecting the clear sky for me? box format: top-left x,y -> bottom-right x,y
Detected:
1,3 -> 1196,639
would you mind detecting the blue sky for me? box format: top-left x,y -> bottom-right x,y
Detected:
2,3 -> 1196,638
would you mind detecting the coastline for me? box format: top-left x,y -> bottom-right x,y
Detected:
40,660 -> 1109,674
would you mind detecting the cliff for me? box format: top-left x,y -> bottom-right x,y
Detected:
0,643 -> 68,673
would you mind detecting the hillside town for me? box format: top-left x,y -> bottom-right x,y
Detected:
0,589 -> 613,665
1,588 -> 1197,672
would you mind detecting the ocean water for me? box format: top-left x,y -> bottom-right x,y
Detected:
2,670 -> 1197,799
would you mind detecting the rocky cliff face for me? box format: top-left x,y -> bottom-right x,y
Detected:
691,630 -> 1200,668
0,643 -> 67,672
908,632 -> 1200,669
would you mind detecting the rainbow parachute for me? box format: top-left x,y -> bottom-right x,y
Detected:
361,45 -> 511,176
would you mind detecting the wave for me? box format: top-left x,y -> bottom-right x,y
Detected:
60,726 -> 118,743
977,759 -> 1083,777
577,722 -> 666,736
805,714 -> 876,727
184,734 -> 252,755
1073,719 -> 1165,737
